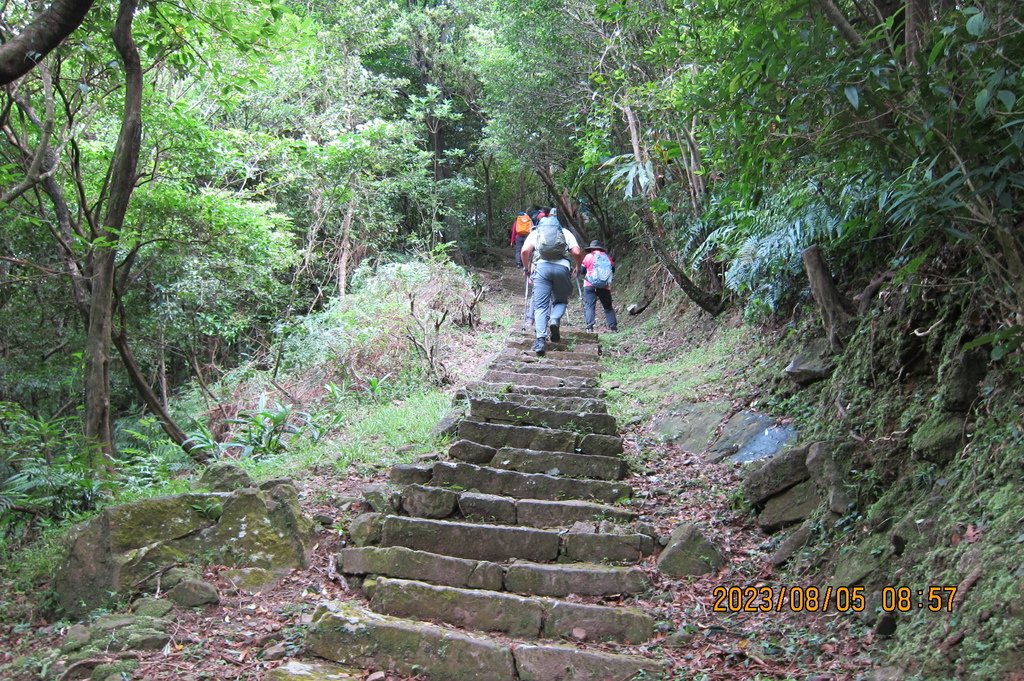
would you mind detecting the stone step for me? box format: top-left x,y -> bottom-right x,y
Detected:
507,340 -> 600,356
481,370 -> 596,389
505,561 -> 650,597
469,398 -> 617,435
465,388 -> 608,414
490,447 -> 626,480
457,420 -> 624,456
339,546 -> 504,590
338,547 -> 651,597
378,515 -> 648,564
370,578 -> 653,644
379,515 -> 562,562
518,329 -> 598,343
458,420 -> 575,452
431,461 -> 631,504
465,381 -> 606,400
488,362 -> 600,380
514,644 -> 667,681
496,350 -> 602,368
395,483 -> 637,527
515,498 -> 637,528
308,602 -> 518,681
449,439 -> 498,464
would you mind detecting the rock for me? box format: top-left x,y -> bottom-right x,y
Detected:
657,524 -> 724,576
742,445 -> 810,507
339,546 -> 504,591
389,464 -> 433,486
362,484 -> 401,514
708,410 -> 798,464
314,513 -> 335,526
783,337 -> 834,386
911,413 -> 965,465
333,495 -> 363,511
262,642 -> 289,660
259,477 -> 295,490
458,492 -> 517,524
154,566 -> 199,590
131,597 -> 173,618
308,602 -> 517,681
199,462 -> 256,492
757,481 -> 820,532
651,400 -> 731,453
91,661 -> 138,680
577,433 -> 624,457
769,520 -> 813,565
349,513 -> 383,547
167,579 -> 220,607
267,660 -> 363,680
513,644 -> 666,681
400,485 -> 458,519
937,350 -> 986,412
874,612 -> 897,637
55,486 -> 313,615
505,562 -> 649,597
448,439 -> 498,464
89,614 -> 170,652
223,567 -> 283,593
61,624 -> 92,653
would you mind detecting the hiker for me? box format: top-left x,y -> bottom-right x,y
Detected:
509,211 -> 534,269
521,215 -> 582,355
580,240 -> 618,332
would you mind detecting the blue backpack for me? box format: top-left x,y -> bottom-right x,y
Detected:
586,252 -> 613,288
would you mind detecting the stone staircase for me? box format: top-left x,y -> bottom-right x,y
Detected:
306,330 -> 668,681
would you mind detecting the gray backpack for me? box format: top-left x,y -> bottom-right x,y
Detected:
535,217 -> 567,261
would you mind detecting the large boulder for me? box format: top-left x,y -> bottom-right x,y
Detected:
742,445 -> 810,507
54,483 -> 314,616
911,413 -> 965,465
651,401 -> 731,453
783,337 -> 834,386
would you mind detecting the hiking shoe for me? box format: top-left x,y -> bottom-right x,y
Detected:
549,324 -> 560,343
532,338 -> 546,355
585,326 -> 594,333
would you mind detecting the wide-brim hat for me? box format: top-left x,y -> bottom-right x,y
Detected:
585,240 -> 606,251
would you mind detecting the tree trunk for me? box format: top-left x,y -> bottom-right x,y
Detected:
802,244 -> 855,352
815,0 -> 864,48
112,327 -> 210,463
83,0 -> 142,463
337,201 -> 356,297
482,155 -> 493,244
622,104 -> 721,316
534,163 -> 588,245
904,0 -> 926,66
0,0 -> 96,85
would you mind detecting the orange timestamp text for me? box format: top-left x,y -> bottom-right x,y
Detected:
712,585 -> 866,613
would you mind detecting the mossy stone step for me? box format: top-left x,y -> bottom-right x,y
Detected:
431,461 -> 631,504
513,644 -> 667,681
466,381 -> 606,400
505,561 -> 650,597
458,420 -> 575,452
496,351 -> 602,369
338,546 -> 503,590
481,370 -> 597,389
378,515 -> 648,565
379,515 -> 562,562
490,447 -> 627,480
308,602 -> 517,681
488,361 -> 601,380
370,578 -> 654,644
507,340 -> 600,357
469,398 -> 618,435
518,329 -> 598,343
516,498 -> 637,527
338,547 -> 650,597
472,392 -> 609,414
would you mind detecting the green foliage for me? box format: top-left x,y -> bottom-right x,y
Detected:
0,404 -> 108,542
225,398 -> 315,459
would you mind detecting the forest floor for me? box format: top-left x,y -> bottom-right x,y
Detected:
0,260 -> 881,681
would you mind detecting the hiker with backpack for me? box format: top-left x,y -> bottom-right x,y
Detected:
580,240 -> 618,332
509,211 -> 534,269
521,215 -> 582,355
